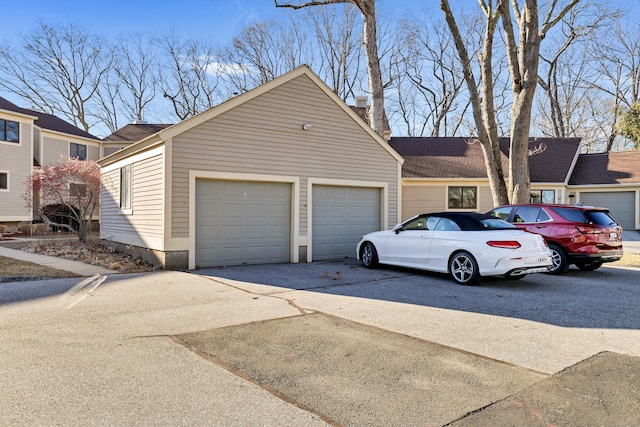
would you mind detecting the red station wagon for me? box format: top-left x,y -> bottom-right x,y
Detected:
486,203 -> 623,274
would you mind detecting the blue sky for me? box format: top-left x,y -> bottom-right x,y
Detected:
2,0 -> 638,49
0,0 -> 421,46
1,0 -> 638,116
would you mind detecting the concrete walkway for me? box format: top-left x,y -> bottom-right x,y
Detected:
0,246 -> 118,276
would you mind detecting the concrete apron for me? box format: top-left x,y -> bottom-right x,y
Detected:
2,269 -> 639,426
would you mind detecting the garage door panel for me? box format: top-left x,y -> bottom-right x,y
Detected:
580,192 -> 635,230
196,180 -> 292,267
313,185 -> 381,260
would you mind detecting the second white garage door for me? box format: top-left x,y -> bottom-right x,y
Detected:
195,180 -> 292,267
312,185 -> 381,260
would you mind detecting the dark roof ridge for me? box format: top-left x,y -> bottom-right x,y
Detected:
0,95 -> 98,140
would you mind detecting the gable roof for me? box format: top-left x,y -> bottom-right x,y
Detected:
390,137 -> 581,183
569,150 -> 640,185
103,123 -> 173,142
0,96 -> 98,140
100,65 -> 403,165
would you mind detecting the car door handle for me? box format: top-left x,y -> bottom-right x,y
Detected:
420,235 -> 430,239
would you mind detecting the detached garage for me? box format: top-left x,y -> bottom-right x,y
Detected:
99,66 -> 403,269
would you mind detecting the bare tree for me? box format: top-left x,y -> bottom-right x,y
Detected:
159,35 -> 224,121
499,0 -> 580,203
306,5 -> 364,100
114,35 -> 160,123
0,23 -> 113,132
393,13 -> 477,137
440,0 -> 509,206
589,17 -> 640,151
275,0 -> 387,137
441,0 -> 579,205
220,18 -> 312,94
535,1 -> 617,148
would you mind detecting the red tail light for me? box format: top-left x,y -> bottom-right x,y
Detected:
487,241 -> 521,249
575,226 -> 603,234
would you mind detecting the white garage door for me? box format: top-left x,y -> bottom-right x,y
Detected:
312,185 -> 381,260
195,180 -> 291,267
580,191 -> 636,230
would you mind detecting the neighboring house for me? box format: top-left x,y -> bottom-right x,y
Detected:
390,137 -> 581,219
390,136 -> 640,230
568,151 -> 640,230
0,96 -> 100,226
98,65 -> 404,270
102,121 -> 172,156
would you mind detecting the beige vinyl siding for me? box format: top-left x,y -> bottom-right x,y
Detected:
88,144 -> 100,161
477,185 -> 494,212
100,153 -> 164,249
401,184 -> 447,221
0,121 -> 33,220
171,74 -> 399,238
42,136 -> 68,165
103,146 -> 124,157
100,168 -> 121,229
402,182 -> 494,220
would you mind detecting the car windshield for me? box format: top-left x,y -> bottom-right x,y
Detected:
479,217 -> 517,230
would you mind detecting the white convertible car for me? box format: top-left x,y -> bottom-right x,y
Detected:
356,212 -> 552,285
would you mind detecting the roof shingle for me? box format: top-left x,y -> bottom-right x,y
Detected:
569,151 -> 640,185
0,96 -> 98,140
390,137 -> 581,183
102,123 -> 173,142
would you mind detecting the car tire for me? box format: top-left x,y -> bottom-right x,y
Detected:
449,251 -> 480,285
576,261 -> 603,271
360,242 -> 379,268
547,243 -> 569,275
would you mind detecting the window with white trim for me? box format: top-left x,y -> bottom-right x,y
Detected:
120,164 -> 132,211
70,142 -> 87,160
1,119 -> 19,143
448,186 -> 477,209
0,172 -> 8,190
530,189 -> 555,204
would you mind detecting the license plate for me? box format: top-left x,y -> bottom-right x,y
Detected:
610,232 -> 617,238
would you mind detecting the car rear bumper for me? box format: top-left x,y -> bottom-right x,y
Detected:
568,249 -> 623,264
484,253 -> 552,277
505,265 -> 552,276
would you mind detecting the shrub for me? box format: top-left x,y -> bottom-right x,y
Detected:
17,224 -> 51,235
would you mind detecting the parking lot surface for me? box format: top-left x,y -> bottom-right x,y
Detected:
1,260 -> 639,425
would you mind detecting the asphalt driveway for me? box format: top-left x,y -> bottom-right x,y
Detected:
1,260 -> 639,426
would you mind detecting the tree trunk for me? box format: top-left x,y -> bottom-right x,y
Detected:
504,1 -> 540,203
361,1 -> 385,137
441,0 -> 509,207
